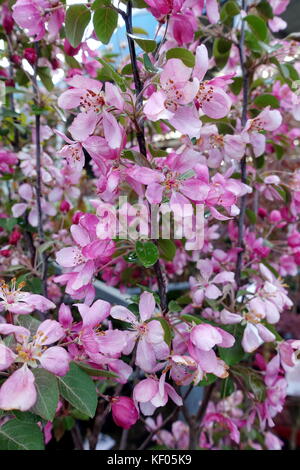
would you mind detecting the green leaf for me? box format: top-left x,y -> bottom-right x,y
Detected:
181,313 -> 203,325
245,15 -> 268,42
221,0 -> 240,19
128,34 -> 157,53
245,208 -> 257,224
221,376 -> 235,398
168,300 -> 181,312
233,365 -> 266,402
31,369 -> 59,421
13,411 -> 41,424
254,94 -> 279,108
58,362 -> 97,418
0,419 -> 44,450
143,53 -> 158,73
135,241 -> 159,268
158,239 -> 176,261
97,58 -> 127,91
166,47 -> 195,68
65,55 -> 82,69
91,0 -> 111,8
213,38 -> 232,68
132,27 -> 148,36
218,324 -> 245,366
65,4 -> 91,48
37,67 -> 54,91
0,217 -> 18,232
256,1 -> 274,20
16,315 -> 40,335
155,317 -> 173,346
229,76 -> 243,95
75,362 -> 119,378
254,154 -> 265,169
93,7 -> 118,45
198,374 -> 217,387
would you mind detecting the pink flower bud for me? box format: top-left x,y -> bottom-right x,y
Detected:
111,396 -> 139,429
268,210 -> 281,223
60,200 -> 70,213
24,48 -> 37,65
288,231 -> 300,248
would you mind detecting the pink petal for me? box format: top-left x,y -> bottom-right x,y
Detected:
0,365 -> 36,411
136,336 -> 156,372
110,306 -> 137,325
133,378 -> 158,403
36,319 -> 65,345
69,110 -> 98,142
139,291 -> 155,322
40,346 -> 70,376
194,44 -> 209,81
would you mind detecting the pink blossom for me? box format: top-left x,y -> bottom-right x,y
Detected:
0,320 -> 70,410
110,292 -> 169,372
190,259 -> 235,305
133,374 -> 183,416
0,278 -> 55,315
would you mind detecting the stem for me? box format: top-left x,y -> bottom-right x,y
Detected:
138,406 -> 179,450
33,42 -> 48,297
234,0 -> 249,288
123,1 -> 168,312
119,428 -> 129,450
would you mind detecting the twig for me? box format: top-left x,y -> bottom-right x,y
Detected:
138,406 -> 179,450
235,0 -> 249,288
122,1 -> 168,312
119,428 -> 129,450
33,42 -> 48,298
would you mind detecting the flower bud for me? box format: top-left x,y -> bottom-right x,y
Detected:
60,200 -> 70,213
258,207 -> 267,218
269,210 -> 281,223
111,396 -> 139,429
24,48 -> 37,65
9,229 -> 21,245
3,6 -> 14,34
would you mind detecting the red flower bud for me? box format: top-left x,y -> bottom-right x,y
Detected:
9,229 -> 21,245
3,6 -> 14,34
24,48 -> 37,65
11,54 -> 22,66
258,207 -> 267,218
0,249 -> 11,258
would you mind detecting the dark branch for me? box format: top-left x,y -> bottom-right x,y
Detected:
235,0 -> 249,288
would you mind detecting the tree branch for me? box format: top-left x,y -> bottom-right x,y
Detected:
235,0 -> 249,288
123,1 -> 168,312
33,42 -> 48,298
